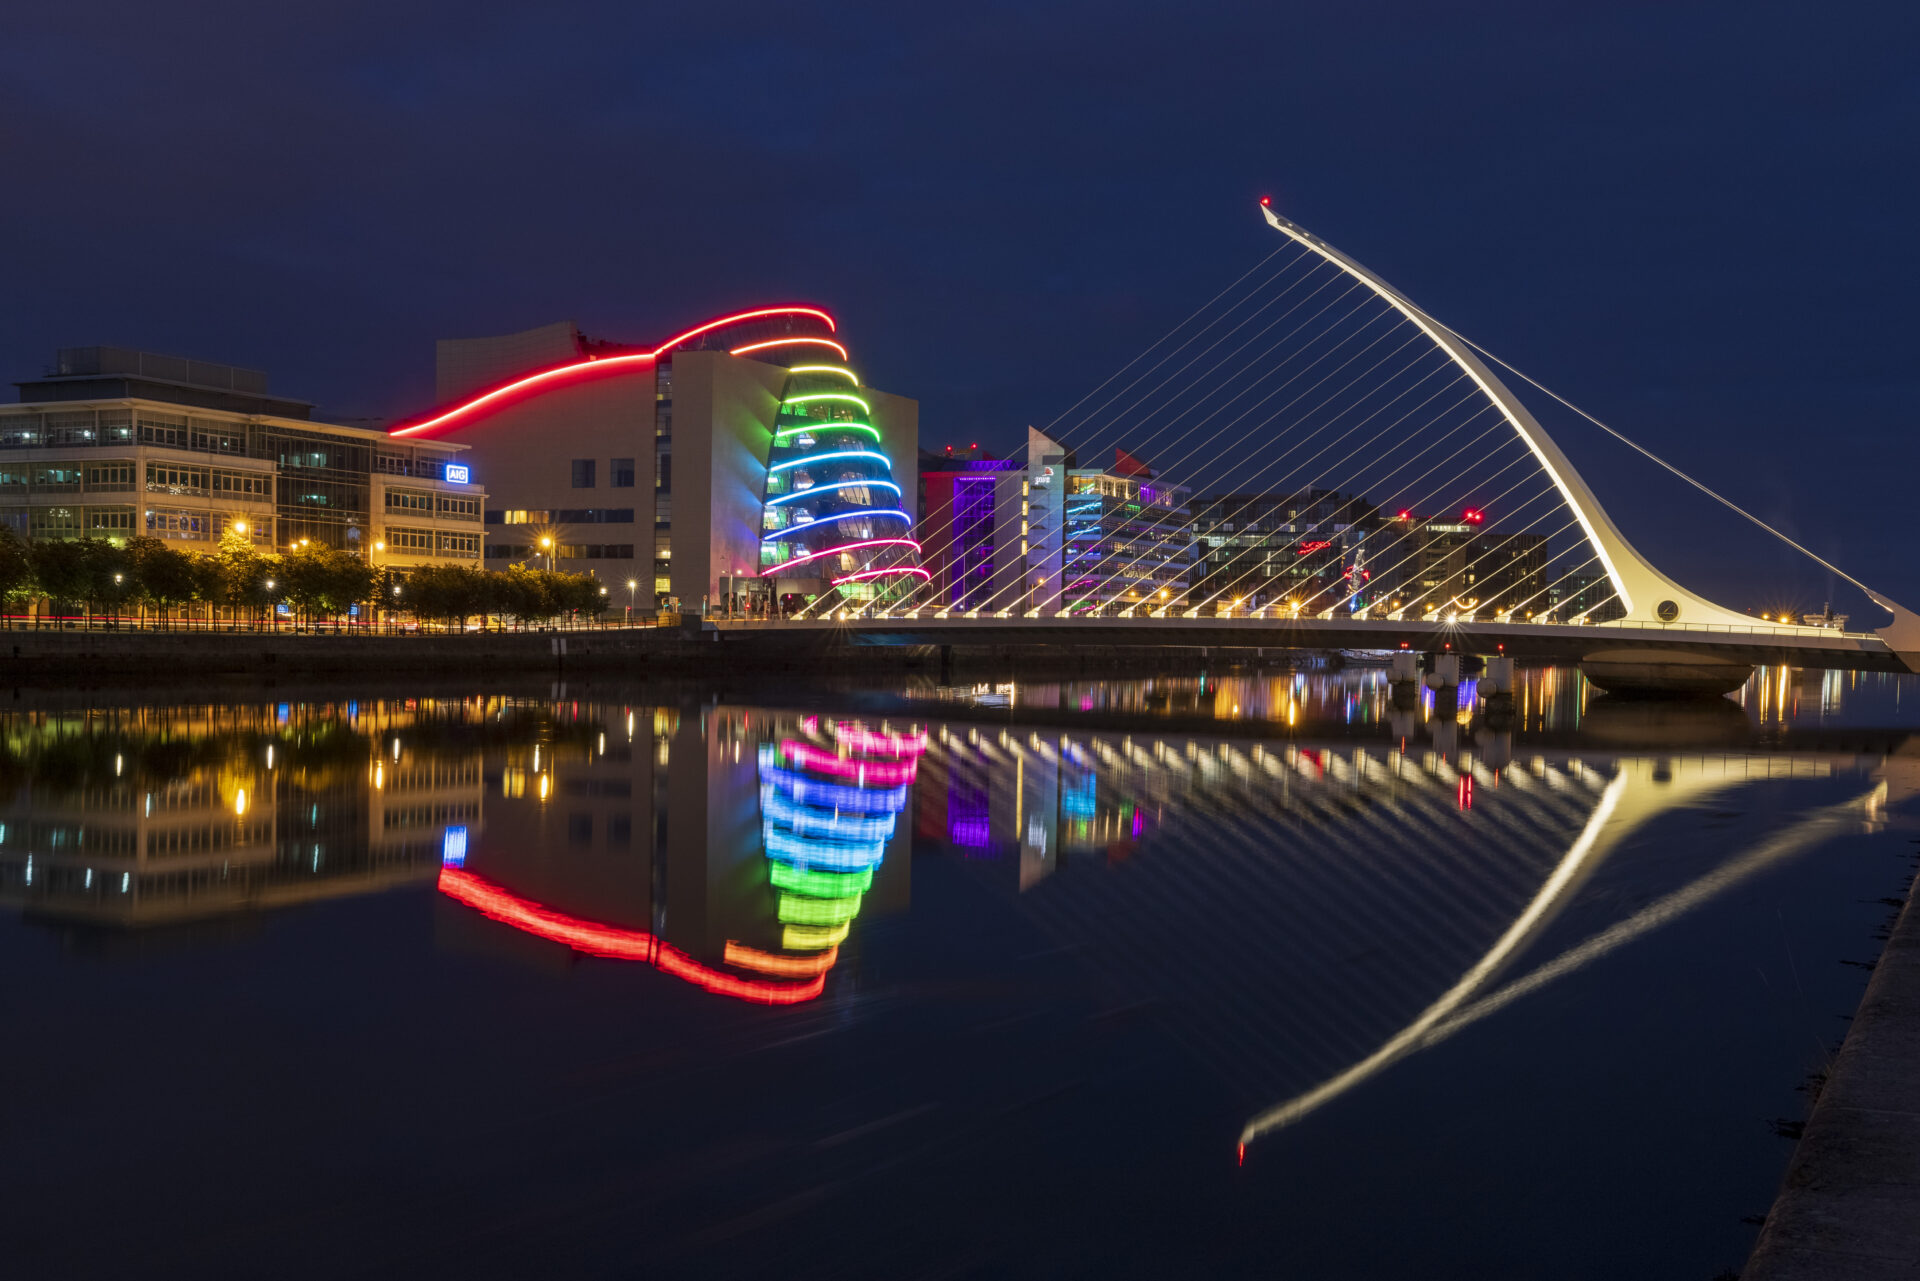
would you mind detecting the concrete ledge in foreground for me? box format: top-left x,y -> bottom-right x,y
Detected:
1745,867 -> 1920,1279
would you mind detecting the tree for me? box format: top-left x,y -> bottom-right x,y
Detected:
404,564 -> 490,630
127,536 -> 199,628
492,565 -> 555,630
78,539 -> 132,624
0,525 -> 34,627
28,540 -> 90,623
552,571 -> 607,626
212,527 -> 272,625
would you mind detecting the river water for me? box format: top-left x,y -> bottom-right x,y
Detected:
3,664 -> 1916,1279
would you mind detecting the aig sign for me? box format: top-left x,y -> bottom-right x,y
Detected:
445,463 -> 471,484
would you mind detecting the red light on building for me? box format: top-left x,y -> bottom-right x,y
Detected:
1396,508 -> 1412,520
1462,508 -> 1485,524
1297,539 -> 1333,554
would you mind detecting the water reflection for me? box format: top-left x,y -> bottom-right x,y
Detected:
2,677 -> 1913,1109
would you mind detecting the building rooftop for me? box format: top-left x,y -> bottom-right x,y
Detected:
15,345 -> 315,419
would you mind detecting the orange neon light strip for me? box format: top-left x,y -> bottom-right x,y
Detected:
723,941 -> 841,977
438,868 -> 824,1004
730,336 -> 851,361
393,306 -> 837,437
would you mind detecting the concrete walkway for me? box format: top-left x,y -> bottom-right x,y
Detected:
1745,859 -> 1920,1278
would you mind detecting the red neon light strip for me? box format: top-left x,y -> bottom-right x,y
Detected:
438,868 -> 823,1004
831,566 -> 930,587
731,336 -> 850,361
760,537 -> 920,578
830,723 -> 929,756
394,306 -> 837,438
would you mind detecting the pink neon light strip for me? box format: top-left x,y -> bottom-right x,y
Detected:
830,723 -> 930,756
393,306 -> 837,437
760,537 -> 920,578
831,566 -> 930,587
779,740 -> 919,785
732,336 -> 850,361
438,868 -> 824,1004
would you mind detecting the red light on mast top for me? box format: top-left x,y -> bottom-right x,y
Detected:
1462,507 -> 1485,524
1396,508 -> 1412,520
1259,195 -> 1272,207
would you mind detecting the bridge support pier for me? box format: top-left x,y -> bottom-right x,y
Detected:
1579,648 -> 1753,698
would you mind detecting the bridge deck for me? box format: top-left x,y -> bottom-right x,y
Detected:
704,615 -> 1907,673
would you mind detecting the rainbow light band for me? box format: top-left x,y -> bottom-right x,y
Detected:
830,723 -> 929,756
783,391 -> 872,415
778,892 -> 865,926
759,510 -> 910,542
760,793 -> 900,839
765,829 -> 886,869
779,740 -> 919,785
784,922 -> 852,950
832,567 -> 931,587
769,449 -> 892,473
787,364 -> 861,383
766,478 -> 903,507
732,336 -> 850,360
760,537 -> 920,576
724,941 -> 839,976
394,305 -> 836,437
771,863 -> 875,897
775,422 -> 881,442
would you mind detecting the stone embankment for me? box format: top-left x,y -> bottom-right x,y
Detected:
1745,859 -> 1920,1279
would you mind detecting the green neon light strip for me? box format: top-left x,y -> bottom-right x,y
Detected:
778,891 -> 864,925
775,422 -> 882,442
771,863 -> 874,897
784,391 -> 872,415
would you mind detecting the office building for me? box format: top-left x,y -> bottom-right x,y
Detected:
1191,489 -> 1383,613
919,430 -> 1184,616
397,307 -> 918,612
0,346 -> 482,569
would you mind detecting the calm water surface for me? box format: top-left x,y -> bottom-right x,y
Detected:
4,664 -> 1917,1279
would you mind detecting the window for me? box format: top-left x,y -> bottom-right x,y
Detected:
87,507 -> 134,532
436,495 -> 479,520
385,489 -> 432,512
31,507 -> 82,538
437,531 -> 480,558
493,509 -> 550,525
137,414 -> 188,448
611,457 -> 635,487
571,459 -> 596,488
567,814 -> 593,845
655,453 -> 671,491
85,462 -> 136,491
144,509 -> 209,539
212,471 -> 271,497
389,527 -> 434,552
553,508 -> 633,524
146,464 -> 209,495
33,466 -> 82,490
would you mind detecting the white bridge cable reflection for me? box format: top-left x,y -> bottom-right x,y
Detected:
918,728 -> 1874,1154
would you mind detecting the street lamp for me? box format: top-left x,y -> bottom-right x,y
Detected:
539,535 -> 553,571
233,521 -> 246,535
626,578 -> 637,623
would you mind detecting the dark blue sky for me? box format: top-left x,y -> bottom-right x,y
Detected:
6,1 -> 1915,609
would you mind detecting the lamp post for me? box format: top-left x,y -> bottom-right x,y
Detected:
626,578 -> 637,624
539,535 -> 553,572
265,578 -> 277,632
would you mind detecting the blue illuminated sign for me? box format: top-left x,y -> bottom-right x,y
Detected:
445,464 -> 471,484
442,826 -> 469,867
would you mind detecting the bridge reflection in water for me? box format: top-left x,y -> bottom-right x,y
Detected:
0,680 -> 1907,1152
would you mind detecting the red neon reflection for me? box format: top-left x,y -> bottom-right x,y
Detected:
779,740 -> 918,785
393,306 -> 837,437
438,868 -> 824,1004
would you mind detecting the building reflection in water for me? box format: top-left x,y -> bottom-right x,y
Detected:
2,679 -> 1911,1118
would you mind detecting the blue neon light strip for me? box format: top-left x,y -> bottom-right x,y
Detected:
757,764 -> 908,810
761,792 -> 900,839
768,449 -> 892,473
761,509 -> 911,542
765,829 -> 888,869
766,478 -> 903,507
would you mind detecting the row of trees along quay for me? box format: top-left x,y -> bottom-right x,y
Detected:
0,526 -> 612,632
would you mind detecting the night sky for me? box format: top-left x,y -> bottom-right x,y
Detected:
6,1 -> 1915,609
